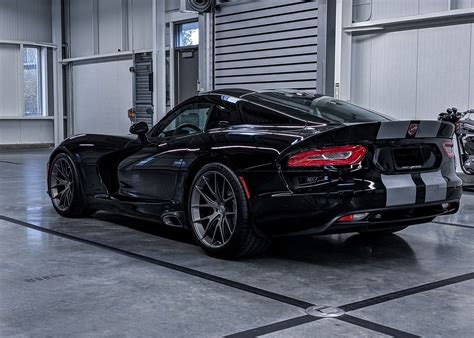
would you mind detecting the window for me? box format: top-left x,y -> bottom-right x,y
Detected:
156,103 -> 212,138
177,21 -> 199,47
23,47 -> 42,116
206,104 -> 242,129
244,92 -> 391,124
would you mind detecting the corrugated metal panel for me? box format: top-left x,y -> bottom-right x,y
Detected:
0,120 -> 54,145
69,0 -> 95,58
0,0 -> 18,40
130,0 -> 153,51
0,0 -> 52,42
17,0 -> 52,42
351,22 -> 474,121
133,53 -> 153,126
98,0 -> 122,54
370,0 -> 419,20
214,0 -> 319,91
0,44 -> 20,117
470,23 -> 474,110
416,24 -> 471,120
369,30 -> 418,120
73,59 -> 132,135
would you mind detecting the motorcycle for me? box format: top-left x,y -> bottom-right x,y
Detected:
438,107 -> 474,190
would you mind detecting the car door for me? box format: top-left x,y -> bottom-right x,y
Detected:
117,101 -> 214,201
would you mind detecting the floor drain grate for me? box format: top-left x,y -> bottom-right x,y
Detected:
305,305 -> 345,318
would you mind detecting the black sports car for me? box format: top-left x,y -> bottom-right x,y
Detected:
47,89 -> 462,258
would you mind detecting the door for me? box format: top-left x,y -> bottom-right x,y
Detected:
117,102 -> 214,201
175,48 -> 199,103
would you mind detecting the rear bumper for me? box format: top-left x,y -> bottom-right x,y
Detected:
250,184 -> 462,236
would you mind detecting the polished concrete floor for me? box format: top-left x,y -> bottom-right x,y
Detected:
1,148 -> 473,337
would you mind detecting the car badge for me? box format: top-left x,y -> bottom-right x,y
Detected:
407,123 -> 418,136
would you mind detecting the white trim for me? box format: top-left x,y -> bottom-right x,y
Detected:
0,39 -> 56,49
18,44 -> 24,117
334,0 -> 352,100
0,116 -> 55,120
345,8 -> 474,33
61,50 -> 151,64
165,11 -> 198,23
52,0 -> 64,146
169,23 -> 176,108
153,0 -> 167,122
41,47 -> 48,117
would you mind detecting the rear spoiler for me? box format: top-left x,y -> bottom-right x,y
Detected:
306,120 -> 455,143
278,120 -> 455,161
372,120 -> 454,140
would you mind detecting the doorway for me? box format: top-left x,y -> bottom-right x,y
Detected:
174,21 -> 199,104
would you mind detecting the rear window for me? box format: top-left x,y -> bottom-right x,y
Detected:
243,92 -> 391,124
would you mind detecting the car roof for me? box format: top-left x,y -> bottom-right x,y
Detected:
201,88 -> 324,99
201,88 -> 255,98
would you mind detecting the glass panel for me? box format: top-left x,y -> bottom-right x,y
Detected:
158,103 -> 212,138
177,21 -> 199,47
23,47 -> 41,116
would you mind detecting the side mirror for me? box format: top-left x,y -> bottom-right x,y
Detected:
129,122 -> 149,143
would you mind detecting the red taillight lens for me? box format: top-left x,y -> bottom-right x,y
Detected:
442,141 -> 455,159
287,145 -> 367,168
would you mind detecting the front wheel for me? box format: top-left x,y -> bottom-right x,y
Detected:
48,153 -> 93,217
188,163 -> 271,258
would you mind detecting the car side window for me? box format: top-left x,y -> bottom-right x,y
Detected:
154,103 -> 213,139
206,104 -> 243,129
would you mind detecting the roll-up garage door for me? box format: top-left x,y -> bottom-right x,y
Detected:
214,0 -> 319,91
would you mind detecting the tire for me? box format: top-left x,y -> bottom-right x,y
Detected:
48,153 -> 93,217
187,163 -> 271,259
360,226 -> 407,236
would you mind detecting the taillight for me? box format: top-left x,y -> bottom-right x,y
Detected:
442,141 -> 455,159
287,145 -> 367,168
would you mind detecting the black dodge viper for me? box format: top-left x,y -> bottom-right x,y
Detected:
47,89 -> 462,258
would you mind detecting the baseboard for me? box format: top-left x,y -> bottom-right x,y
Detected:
0,143 -> 54,150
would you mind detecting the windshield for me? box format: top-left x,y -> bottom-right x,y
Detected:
243,91 -> 392,124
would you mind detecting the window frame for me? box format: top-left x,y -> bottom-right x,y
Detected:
148,100 -> 215,141
22,45 -> 44,117
175,20 -> 199,48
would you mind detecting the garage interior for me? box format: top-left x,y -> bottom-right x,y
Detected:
1,0 -> 474,337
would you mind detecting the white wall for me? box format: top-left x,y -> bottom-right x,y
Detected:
0,44 -> 20,117
68,0 -> 153,58
130,0 -> 153,51
69,0 -> 95,57
0,120 -> 54,144
0,0 -> 52,42
0,0 -> 54,145
350,0 -> 474,120
73,59 -> 133,135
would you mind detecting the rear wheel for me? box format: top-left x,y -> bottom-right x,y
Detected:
49,153 -> 93,217
188,163 -> 271,258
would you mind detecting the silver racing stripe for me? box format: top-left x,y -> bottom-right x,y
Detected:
416,121 -> 441,138
420,170 -> 447,202
381,174 -> 417,206
376,121 -> 410,139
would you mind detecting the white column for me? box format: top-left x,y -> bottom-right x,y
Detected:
52,0 -> 64,145
152,0 -> 167,122
334,0 -> 353,100
199,12 -> 214,92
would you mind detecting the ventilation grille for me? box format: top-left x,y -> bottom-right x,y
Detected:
134,53 -> 153,126
214,0 -> 319,91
